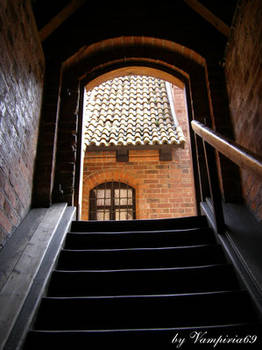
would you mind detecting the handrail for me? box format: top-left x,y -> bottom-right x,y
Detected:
191,120 -> 262,178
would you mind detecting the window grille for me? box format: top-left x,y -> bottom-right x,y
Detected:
89,182 -> 136,220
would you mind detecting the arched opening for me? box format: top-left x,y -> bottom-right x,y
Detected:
49,36 -> 240,218
80,73 -> 197,221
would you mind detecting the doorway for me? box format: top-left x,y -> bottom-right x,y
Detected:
79,74 -> 197,221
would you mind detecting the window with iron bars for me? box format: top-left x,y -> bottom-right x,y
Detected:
89,182 -> 136,220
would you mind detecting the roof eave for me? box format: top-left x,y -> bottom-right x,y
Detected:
84,142 -> 185,153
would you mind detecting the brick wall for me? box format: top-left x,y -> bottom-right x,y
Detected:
225,0 -> 262,220
81,85 -> 196,220
0,0 -> 45,247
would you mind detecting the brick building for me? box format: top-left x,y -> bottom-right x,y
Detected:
1,0 -> 262,347
81,75 -> 196,220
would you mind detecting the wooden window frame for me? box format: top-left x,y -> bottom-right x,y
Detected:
89,181 -> 136,220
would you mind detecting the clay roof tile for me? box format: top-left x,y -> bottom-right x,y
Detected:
83,75 -> 185,149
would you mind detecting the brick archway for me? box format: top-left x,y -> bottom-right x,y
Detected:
54,36 -> 212,209
82,169 -> 141,220
46,36 -> 238,212
63,36 -> 205,83
84,66 -> 185,92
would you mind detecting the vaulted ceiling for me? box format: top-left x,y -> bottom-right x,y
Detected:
31,0 -> 238,64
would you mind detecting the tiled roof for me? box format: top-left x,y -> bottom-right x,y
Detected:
83,75 -> 185,149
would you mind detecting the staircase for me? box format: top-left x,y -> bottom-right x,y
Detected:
23,216 -> 261,348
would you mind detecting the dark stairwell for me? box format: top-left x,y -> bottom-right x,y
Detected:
1,1 -> 262,349
22,216 -> 261,348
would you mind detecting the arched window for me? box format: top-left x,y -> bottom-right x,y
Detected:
89,182 -> 136,221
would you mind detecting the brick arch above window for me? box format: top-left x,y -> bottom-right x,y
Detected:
82,169 -> 141,220
83,169 -> 140,190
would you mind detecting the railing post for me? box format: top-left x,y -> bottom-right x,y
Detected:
202,140 -> 225,233
193,133 -> 211,207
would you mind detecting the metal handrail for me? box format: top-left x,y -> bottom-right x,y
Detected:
191,120 -> 262,178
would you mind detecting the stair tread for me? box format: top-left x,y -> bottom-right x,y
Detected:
46,290 -> 244,299
47,264 -> 240,296
61,243 -> 218,252
53,262 -> 232,272
27,322 -> 259,332
25,323 -> 262,349
70,216 -> 209,232
42,289 -> 247,299
68,227 -> 212,235
34,291 -> 256,330
57,244 -> 226,270
65,228 -> 215,249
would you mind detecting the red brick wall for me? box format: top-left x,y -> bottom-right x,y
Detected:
0,0 -> 45,247
82,149 -> 196,220
225,0 -> 262,220
81,85 -> 196,220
